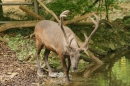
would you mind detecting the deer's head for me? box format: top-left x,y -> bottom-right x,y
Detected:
60,11 -> 99,72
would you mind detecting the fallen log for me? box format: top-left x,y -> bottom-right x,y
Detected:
0,1 -> 99,32
19,5 -> 44,20
0,20 -> 95,32
64,13 -> 93,25
0,21 -> 40,32
70,22 -> 93,26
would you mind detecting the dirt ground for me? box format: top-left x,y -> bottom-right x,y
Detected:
0,41 -> 47,86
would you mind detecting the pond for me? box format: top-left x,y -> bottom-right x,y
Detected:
68,49 -> 130,86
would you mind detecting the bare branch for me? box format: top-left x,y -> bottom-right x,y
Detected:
37,0 -> 60,22
85,50 -> 103,64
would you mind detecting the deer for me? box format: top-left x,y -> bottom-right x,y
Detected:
34,10 -> 99,83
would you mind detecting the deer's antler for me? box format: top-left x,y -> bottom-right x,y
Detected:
60,10 -> 70,46
80,13 -> 99,50
60,10 -> 70,18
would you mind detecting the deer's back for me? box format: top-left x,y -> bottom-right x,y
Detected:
34,20 -> 77,54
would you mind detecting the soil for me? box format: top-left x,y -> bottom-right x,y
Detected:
0,41 -> 47,86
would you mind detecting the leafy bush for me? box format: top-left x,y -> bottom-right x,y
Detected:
8,34 -> 36,61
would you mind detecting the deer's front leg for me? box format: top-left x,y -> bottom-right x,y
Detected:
67,57 -> 71,75
61,54 -> 70,83
36,40 -> 44,77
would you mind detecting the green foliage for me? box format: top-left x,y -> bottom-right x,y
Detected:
39,0 -> 119,20
8,34 -> 35,61
5,28 -> 34,36
40,0 -> 91,19
70,23 -> 130,55
123,18 -> 130,24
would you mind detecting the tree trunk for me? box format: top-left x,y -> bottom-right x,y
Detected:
0,0 -> 3,20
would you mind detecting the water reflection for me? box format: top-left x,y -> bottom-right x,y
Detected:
69,50 -> 130,86
112,56 -> 130,86
83,63 -> 102,78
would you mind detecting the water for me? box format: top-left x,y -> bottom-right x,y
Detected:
69,50 -> 130,86
45,50 -> 130,86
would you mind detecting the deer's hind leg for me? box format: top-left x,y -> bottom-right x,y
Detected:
44,49 -> 58,77
36,39 -> 44,77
